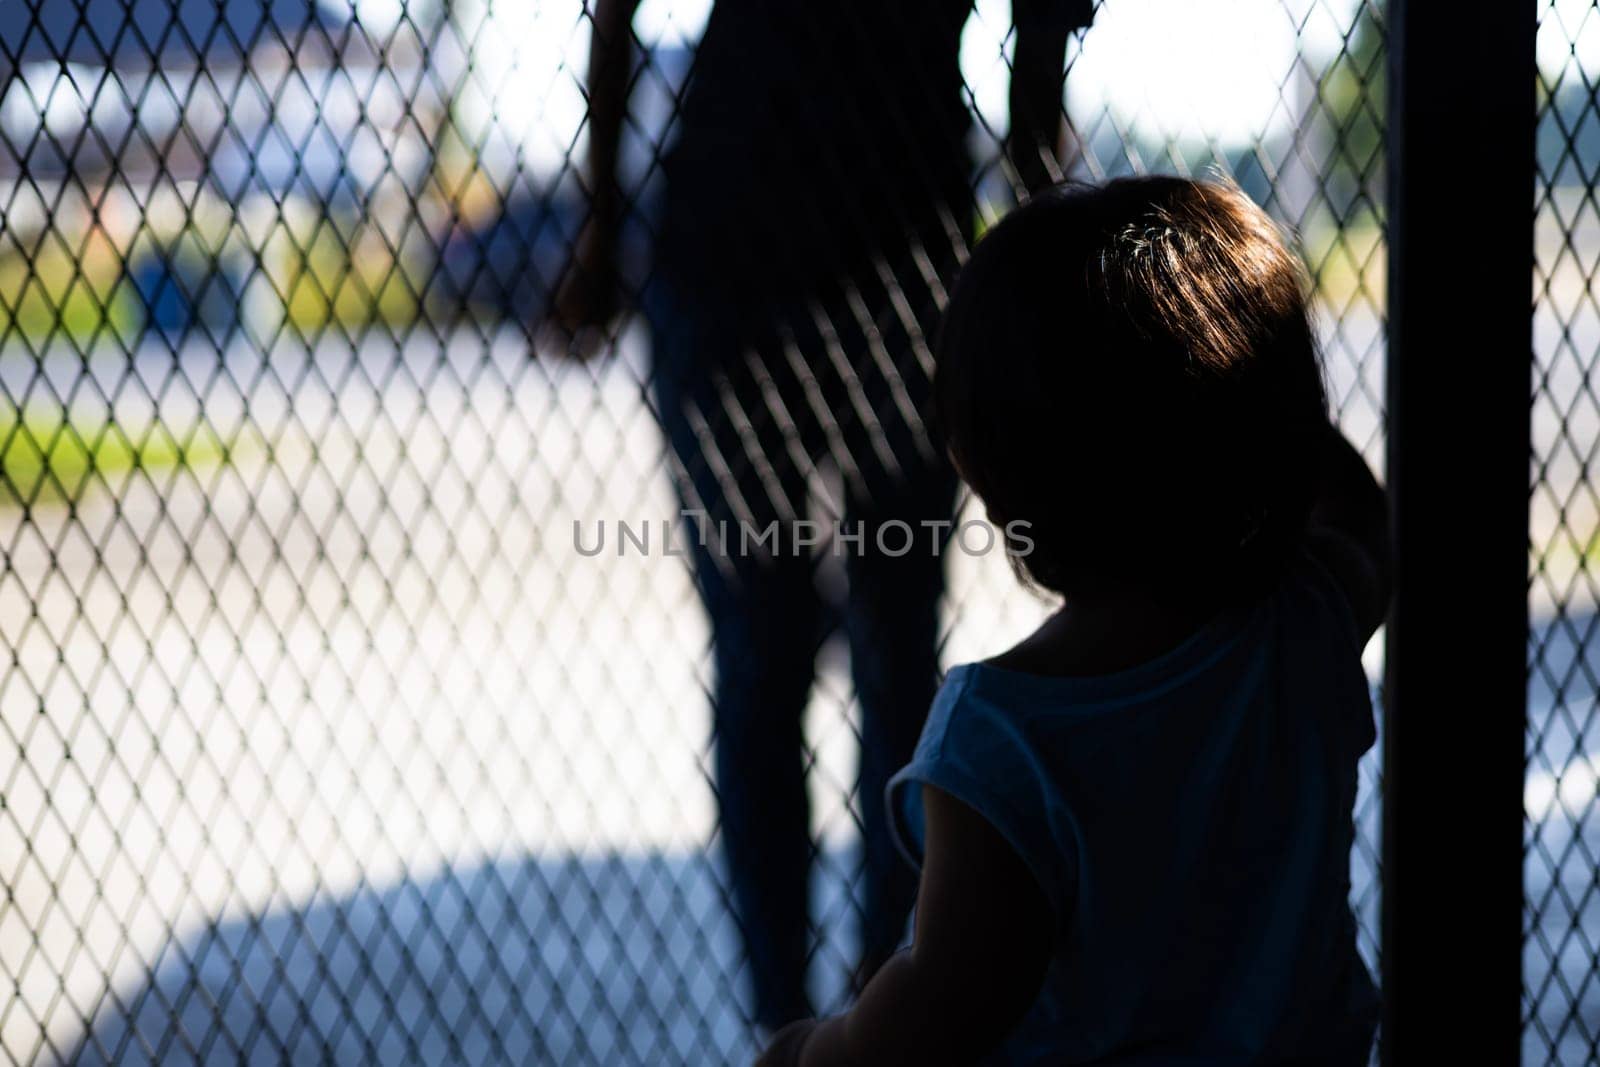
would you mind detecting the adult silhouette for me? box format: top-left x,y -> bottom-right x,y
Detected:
555,0 -> 1092,1031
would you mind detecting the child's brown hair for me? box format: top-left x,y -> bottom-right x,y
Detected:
935,176 -> 1328,598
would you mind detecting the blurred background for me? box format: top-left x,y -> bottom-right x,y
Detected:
0,0 -> 1589,1063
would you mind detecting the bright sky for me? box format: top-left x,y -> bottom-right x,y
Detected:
393,0 -> 1367,177
344,0 -> 1598,180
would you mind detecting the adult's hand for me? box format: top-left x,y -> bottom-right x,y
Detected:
542,0 -> 642,358
545,217 -> 621,358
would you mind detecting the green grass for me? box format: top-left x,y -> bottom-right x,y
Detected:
0,237 -> 143,348
1299,213 -> 1386,306
0,403 -> 233,507
0,226 -> 422,346
280,224 -> 423,334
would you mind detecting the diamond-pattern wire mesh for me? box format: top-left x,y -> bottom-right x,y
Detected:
0,1 -> 1386,1063
1530,2 -> 1600,1063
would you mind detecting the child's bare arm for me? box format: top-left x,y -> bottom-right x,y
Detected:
1307,424 -> 1392,645
758,786 -> 1054,1067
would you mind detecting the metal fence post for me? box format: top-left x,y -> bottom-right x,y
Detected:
1381,2 -> 1535,1063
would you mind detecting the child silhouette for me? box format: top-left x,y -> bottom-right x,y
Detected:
759,177 -> 1387,1066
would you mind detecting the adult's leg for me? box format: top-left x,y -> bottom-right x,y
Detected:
817,253 -> 960,985
647,287 -> 822,1028
843,461 -> 955,983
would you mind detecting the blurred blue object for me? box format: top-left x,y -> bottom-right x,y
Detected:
0,0 -> 348,67
438,191 -> 588,327
437,44 -> 689,326
128,244 -> 243,343
439,185 -> 661,327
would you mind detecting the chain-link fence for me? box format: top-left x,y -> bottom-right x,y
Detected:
0,2 -> 1395,1063
1529,2 -> 1600,1063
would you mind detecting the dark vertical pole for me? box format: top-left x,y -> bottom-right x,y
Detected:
1382,3 -> 1534,1064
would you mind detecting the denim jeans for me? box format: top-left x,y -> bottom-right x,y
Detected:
643,258 -> 958,1028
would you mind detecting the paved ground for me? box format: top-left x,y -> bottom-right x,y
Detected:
0,305 -> 1592,1064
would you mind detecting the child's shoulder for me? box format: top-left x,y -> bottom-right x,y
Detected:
981,592 -> 1226,683
950,552 -> 1365,720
